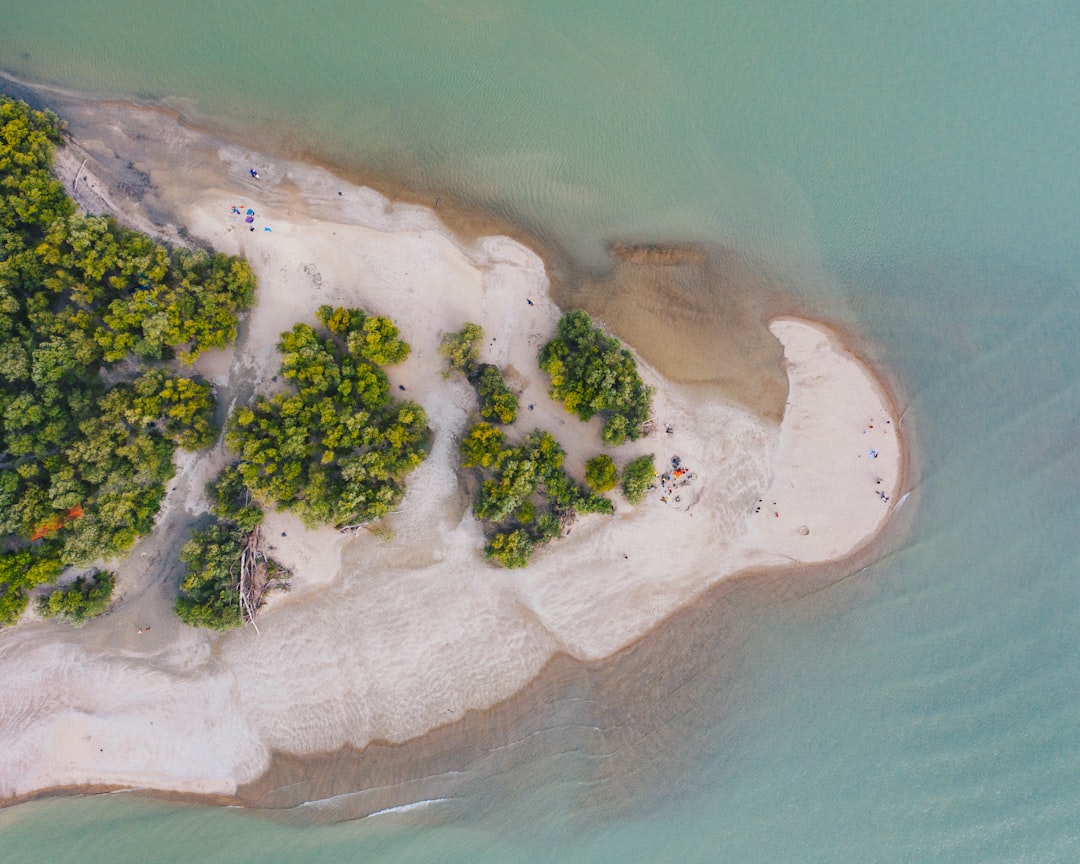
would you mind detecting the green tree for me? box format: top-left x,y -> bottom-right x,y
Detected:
485,529 -> 535,569
224,312 -> 428,527
208,464 -> 264,533
0,548 -> 64,626
0,95 -> 249,594
585,454 -> 617,493
316,304 -> 364,338
460,422 -> 505,468
439,322 -> 483,377
621,454 -> 656,505
476,365 -> 518,424
347,315 -> 410,365
175,523 -> 245,630
463,427 -> 613,568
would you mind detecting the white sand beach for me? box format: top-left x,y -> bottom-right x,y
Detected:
0,103 -> 904,803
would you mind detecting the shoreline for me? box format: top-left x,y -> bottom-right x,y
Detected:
0,83 -> 912,814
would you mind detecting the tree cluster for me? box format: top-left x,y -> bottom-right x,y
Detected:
0,549 -> 62,626
175,465 -> 289,630
539,311 -> 653,445
461,423 -> 613,568
439,323 -> 519,425
224,305 -> 429,528
0,96 -> 252,626
37,570 -> 115,625
175,521 -> 247,631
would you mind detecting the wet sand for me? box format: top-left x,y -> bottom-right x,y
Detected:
0,82 -> 910,814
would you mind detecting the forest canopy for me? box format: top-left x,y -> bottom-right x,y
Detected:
0,95 -> 255,626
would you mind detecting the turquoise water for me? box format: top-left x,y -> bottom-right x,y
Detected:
3,2 -> 1080,861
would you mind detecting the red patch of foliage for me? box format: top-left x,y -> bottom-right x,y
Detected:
30,504 -> 85,541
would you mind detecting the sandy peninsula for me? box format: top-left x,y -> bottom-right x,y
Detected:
0,94 -> 906,808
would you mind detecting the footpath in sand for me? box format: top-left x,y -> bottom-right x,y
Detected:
0,100 -> 904,804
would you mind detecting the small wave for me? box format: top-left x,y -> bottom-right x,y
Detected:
365,797 -> 450,817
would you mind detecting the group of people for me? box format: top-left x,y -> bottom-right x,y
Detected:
230,204 -> 271,233
658,456 -> 695,505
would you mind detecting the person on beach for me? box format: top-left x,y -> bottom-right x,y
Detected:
250,168 -> 260,179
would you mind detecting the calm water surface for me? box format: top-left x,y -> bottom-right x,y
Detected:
2,2 -> 1079,861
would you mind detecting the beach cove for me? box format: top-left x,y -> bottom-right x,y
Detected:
0,90 -> 905,812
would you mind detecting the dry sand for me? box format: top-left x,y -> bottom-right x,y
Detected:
0,98 -> 905,805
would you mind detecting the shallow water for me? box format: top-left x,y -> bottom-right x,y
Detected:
2,2 -> 1080,861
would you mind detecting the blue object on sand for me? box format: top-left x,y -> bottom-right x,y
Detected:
246,208 -> 254,215
250,169 -> 260,179
245,215 -> 254,223
264,226 -> 272,232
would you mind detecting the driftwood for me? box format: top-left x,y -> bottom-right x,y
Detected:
237,529 -> 273,633
71,157 -> 88,190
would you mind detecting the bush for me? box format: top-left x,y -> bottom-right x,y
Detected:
621,454 -> 656,505
38,571 -> 114,625
585,454 -> 617,492
208,464 -> 264,533
466,428 -> 614,568
347,315 -> 410,365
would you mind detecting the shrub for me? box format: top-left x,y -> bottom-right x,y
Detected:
461,422 -> 505,468
347,315 -> 410,365
466,428 -> 613,568
0,549 -> 64,627
224,311 -> 428,528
